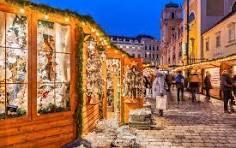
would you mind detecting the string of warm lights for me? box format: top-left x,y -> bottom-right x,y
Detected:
6,0 -> 133,63
174,54 -> 236,72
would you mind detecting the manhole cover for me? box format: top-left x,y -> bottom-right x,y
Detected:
175,135 -> 185,139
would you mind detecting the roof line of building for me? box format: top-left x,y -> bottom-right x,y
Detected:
202,10 -> 236,35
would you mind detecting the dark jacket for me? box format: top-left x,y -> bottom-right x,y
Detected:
221,73 -> 232,91
175,74 -> 184,84
233,75 -> 236,95
204,76 -> 212,89
175,74 -> 184,88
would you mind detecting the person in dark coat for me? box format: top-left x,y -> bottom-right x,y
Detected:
175,71 -> 185,104
221,70 -> 233,114
232,75 -> 236,97
231,75 -> 236,113
204,71 -> 212,101
165,72 -> 172,92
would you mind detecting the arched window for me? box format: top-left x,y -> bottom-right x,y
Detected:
171,12 -> 175,19
232,2 -> 236,12
189,12 -> 195,23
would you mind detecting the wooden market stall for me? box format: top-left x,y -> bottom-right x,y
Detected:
105,45 -> 135,124
79,34 -> 108,135
0,0 -> 113,146
0,0 -> 145,147
173,54 -> 236,99
0,1 -> 79,147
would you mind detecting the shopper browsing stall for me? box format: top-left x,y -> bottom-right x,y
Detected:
152,68 -> 167,116
221,70 -> 233,114
204,71 -> 212,102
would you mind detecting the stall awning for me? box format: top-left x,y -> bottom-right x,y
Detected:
174,54 -> 236,72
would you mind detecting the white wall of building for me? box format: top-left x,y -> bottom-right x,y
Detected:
203,13 -> 236,60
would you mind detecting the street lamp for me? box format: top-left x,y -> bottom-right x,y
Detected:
186,0 -> 190,65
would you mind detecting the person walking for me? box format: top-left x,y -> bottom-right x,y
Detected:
175,71 -> 185,104
232,75 -> 236,112
189,71 -> 201,103
165,72 -> 172,92
152,68 -> 166,116
144,76 -> 151,97
172,74 -> 176,90
221,70 -> 233,114
204,71 -> 212,101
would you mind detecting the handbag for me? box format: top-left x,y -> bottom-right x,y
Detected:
156,95 -> 167,110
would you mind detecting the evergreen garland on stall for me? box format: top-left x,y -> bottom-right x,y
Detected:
75,26 -> 84,137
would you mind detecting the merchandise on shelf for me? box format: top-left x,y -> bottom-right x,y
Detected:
106,59 -> 121,108
123,66 -> 144,99
37,20 -> 70,114
86,40 -> 104,104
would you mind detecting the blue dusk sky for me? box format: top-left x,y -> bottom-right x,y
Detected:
33,0 -> 183,39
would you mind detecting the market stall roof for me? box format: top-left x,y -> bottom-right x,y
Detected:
3,0 -> 113,51
174,54 -> 236,72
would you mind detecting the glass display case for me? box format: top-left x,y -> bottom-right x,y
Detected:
0,11 -> 28,119
37,20 -> 70,115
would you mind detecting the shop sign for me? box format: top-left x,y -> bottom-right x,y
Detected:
206,68 -> 220,87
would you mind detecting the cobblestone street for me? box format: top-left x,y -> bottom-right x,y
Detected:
136,92 -> 236,148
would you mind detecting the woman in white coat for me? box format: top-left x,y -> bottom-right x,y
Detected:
152,70 -> 166,116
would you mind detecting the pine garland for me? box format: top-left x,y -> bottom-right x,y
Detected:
5,0 -> 132,58
75,26 -> 85,137
5,0 -> 107,41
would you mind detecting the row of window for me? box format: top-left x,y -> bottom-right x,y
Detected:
131,54 -> 142,58
144,45 -> 159,51
0,11 -> 71,120
119,45 -> 143,50
144,53 -> 159,59
111,38 -> 142,44
205,23 -> 235,51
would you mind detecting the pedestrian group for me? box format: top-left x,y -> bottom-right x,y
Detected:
144,67 -> 236,116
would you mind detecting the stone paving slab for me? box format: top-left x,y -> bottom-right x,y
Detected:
139,91 -> 236,148
80,91 -> 236,148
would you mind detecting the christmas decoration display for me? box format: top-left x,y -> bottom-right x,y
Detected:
86,39 -> 104,104
106,59 -> 121,109
0,12 -> 28,119
37,20 -> 70,114
123,66 -> 144,99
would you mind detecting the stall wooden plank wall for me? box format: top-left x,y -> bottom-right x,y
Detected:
81,104 -> 99,134
0,2 -> 78,147
105,48 -> 126,123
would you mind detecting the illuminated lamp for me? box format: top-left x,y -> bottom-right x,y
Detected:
65,17 -> 70,22
44,15 -> 49,20
19,8 -> 25,14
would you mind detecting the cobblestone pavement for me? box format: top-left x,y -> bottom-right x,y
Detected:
138,92 -> 236,148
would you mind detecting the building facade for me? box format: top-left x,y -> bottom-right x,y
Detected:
137,35 -> 160,65
110,36 -> 144,58
203,10 -> 236,60
182,0 -> 236,64
110,35 -> 160,65
201,6 -> 236,98
160,2 -> 183,65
